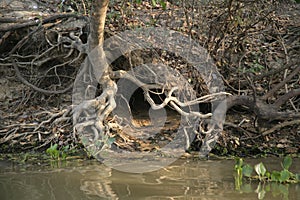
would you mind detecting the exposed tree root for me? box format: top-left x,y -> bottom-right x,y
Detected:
0,0 -> 299,156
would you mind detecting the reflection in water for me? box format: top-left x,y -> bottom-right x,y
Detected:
0,158 -> 299,200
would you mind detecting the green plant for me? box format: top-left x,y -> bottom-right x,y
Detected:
234,156 -> 299,184
61,145 -> 70,160
46,144 -> 59,159
46,143 -> 70,160
80,135 -> 115,158
234,156 -> 299,199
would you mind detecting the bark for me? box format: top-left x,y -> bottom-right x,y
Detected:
88,0 -> 109,49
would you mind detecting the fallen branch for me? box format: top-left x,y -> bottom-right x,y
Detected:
0,13 -> 87,32
11,58 -> 74,95
262,119 -> 300,136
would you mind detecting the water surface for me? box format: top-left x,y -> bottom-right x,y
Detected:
0,157 -> 299,200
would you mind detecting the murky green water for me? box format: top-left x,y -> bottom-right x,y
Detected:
0,157 -> 299,200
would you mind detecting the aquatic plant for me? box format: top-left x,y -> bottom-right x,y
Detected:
46,143 -> 70,160
234,156 -> 299,199
234,156 -> 299,185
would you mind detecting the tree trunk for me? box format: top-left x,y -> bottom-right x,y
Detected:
88,0 -> 109,49
80,0 -> 118,150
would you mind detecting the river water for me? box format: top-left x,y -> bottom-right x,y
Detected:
0,157 -> 299,200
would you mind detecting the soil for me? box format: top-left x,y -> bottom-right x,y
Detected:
0,0 -> 299,159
